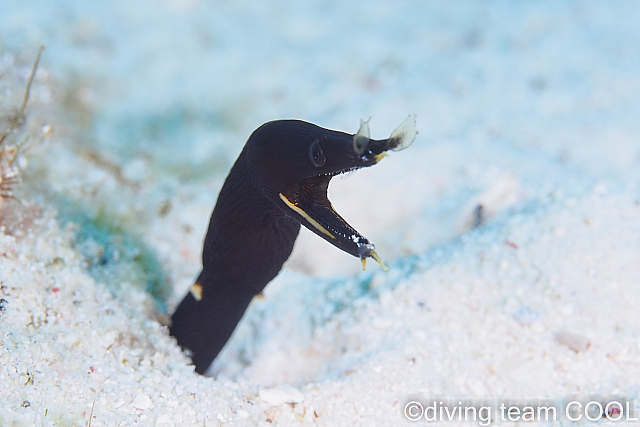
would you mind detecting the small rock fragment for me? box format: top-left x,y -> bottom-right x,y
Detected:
155,414 -> 173,426
132,393 -> 153,410
555,330 -> 589,352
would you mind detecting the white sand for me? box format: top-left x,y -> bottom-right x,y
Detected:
1,1 -> 640,426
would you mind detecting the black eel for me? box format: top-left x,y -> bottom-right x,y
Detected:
170,117 -> 416,374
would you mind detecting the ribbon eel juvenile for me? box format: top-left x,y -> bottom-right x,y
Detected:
170,116 -> 417,374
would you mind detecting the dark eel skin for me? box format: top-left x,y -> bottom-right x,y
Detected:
170,118 -> 415,374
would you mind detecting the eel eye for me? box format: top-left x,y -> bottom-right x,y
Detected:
309,139 -> 326,167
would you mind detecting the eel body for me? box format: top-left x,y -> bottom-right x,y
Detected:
170,117 -> 416,374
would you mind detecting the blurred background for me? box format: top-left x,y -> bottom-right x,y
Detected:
2,2 -> 640,410
1,0 -> 639,297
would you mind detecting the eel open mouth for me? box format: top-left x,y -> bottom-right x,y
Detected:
280,115 -> 417,270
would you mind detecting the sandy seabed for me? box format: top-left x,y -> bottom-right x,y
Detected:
1,1 -> 640,426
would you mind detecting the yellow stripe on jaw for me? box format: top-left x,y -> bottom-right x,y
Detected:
279,193 -> 335,239
189,283 -> 203,301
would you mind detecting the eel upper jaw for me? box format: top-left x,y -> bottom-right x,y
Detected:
278,168 -> 387,270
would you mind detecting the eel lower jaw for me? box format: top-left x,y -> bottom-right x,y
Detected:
355,241 -> 388,271
279,174 -> 387,271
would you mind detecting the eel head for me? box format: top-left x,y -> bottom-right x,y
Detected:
246,115 -> 417,270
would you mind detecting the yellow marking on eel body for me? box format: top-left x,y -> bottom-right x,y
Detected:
279,193 -> 335,239
361,250 -> 389,271
189,283 -> 203,301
